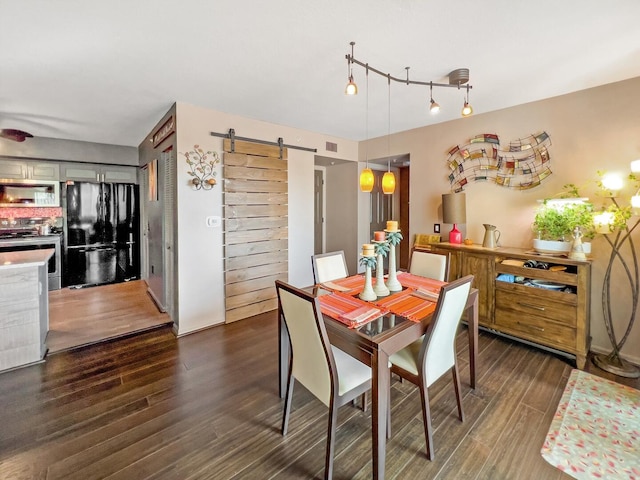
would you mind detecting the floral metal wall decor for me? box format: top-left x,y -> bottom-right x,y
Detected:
182,144 -> 220,190
446,131 -> 552,191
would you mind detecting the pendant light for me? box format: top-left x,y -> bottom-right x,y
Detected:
359,66 -> 374,192
345,42 -> 358,95
429,82 -> 440,114
382,74 -> 396,195
461,84 -> 473,117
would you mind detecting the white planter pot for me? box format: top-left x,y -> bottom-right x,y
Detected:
533,239 -> 572,254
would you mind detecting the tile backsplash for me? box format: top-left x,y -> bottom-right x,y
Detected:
0,207 -> 63,219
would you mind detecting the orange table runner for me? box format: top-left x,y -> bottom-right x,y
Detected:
373,289 -> 437,322
318,292 -> 388,328
395,271 -> 445,294
320,275 -> 368,294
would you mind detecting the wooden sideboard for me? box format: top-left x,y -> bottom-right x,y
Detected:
421,243 -> 591,369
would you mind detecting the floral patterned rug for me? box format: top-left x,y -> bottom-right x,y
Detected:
541,369 -> 640,479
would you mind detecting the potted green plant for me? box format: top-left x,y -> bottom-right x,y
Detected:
532,198 -> 595,254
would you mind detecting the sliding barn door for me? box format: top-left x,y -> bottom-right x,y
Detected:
223,139 -> 288,323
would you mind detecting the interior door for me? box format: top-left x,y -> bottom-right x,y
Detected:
145,157 -> 166,313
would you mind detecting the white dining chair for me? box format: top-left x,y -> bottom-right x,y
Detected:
312,251 -> 349,284
276,280 -> 372,480
388,274 -> 473,460
408,249 -> 449,282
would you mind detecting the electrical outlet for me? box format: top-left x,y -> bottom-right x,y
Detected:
434,223 -> 440,233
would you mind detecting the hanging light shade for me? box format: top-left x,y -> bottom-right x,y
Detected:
382,171 -> 396,194
345,75 -> 358,95
360,168 -> 374,192
461,85 -> 473,117
429,83 -> 440,114
345,42 -> 358,95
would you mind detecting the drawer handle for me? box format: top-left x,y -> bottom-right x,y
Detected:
517,321 -> 544,332
518,302 -> 545,311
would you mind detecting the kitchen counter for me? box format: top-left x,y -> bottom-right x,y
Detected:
0,249 -> 53,372
0,248 -> 54,268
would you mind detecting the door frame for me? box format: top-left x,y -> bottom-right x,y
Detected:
314,166 -> 326,254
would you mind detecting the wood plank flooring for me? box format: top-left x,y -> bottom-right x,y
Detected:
47,280 -> 172,353
1,309 -> 638,479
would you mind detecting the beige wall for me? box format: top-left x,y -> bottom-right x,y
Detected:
362,76 -> 640,363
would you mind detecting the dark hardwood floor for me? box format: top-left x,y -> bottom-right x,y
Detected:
0,309 -> 637,480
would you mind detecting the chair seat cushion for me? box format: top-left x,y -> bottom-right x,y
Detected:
332,346 -> 371,396
389,336 -> 423,376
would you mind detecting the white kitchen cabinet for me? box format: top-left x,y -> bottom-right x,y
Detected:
61,163 -> 138,184
0,159 -> 60,181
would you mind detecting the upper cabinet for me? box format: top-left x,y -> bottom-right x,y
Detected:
61,163 -> 138,184
1,159 -> 138,184
0,159 -> 60,181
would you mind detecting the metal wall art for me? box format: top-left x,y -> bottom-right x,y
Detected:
182,145 -> 220,190
446,131 -> 552,191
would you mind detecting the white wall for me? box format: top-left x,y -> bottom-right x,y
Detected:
174,102 -> 358,334
362,76 -> 640,364
0,137 -> 138,165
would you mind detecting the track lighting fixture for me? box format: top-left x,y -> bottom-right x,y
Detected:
344,42 -> 474,117
429,83 -> 440,114
345,42 -> 358,95
382,75 -> 396,195
461,84 -> 473,117
360,67 -> 374,192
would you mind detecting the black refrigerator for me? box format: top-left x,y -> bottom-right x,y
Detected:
63,181 -> 140,288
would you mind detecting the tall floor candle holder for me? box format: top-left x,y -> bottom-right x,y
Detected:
385,229 -> 403,292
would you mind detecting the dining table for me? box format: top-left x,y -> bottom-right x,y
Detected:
277,272 -> 478,480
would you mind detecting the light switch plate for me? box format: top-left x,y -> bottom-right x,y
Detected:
434,223 -> 440,233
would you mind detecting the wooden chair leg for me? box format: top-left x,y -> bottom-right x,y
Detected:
419,379 -> 434,460
351,392 -> 368,412
281,374 -> 295,435
387,374 -> 392,439
325,402 -> 338,480
452,362 -> 465,422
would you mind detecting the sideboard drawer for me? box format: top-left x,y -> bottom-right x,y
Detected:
495,283 -> 576,327
494,308 -> 576,351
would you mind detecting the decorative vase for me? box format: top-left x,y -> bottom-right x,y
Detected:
385,241 -> 402,292
359,265 -> 377,301
373,253 -> 390,297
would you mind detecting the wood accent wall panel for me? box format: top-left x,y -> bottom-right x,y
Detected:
223,140 -> 288,323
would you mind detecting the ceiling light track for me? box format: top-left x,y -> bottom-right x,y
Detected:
345,42 -> 474,117
347,55 -> 472,90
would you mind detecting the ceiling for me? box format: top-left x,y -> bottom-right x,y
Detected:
1,0 -> 640,148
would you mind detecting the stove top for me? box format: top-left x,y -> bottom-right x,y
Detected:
0,231 -> 62,240
0,231 -> 37,239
